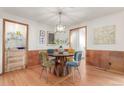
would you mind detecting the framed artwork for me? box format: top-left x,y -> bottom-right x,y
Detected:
39,30 -> 45,44
47,32 -> 55,44
94,25 -> 116,45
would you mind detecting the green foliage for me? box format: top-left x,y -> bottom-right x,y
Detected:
55,39 -> 66,45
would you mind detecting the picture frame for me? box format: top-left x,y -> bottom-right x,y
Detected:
94,25 -> 116,45
47,31 -> 55,45
39,30 -> 45,45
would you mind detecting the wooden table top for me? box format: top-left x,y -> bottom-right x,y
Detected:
48,53 -> 74,57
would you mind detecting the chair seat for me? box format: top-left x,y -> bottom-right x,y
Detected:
66,61 -> 78,67
42,60 -> 55,67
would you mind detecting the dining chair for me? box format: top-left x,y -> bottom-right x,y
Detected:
66,48 -> 75,62
66,51 -> 82,81
47,49 -> 54,54
39,51 -> 55,82
47,49 -> 56,60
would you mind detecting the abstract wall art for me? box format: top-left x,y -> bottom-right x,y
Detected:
94,25 -> 116,45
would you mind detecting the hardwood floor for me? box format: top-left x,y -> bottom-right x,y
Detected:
1,61 -> 124,86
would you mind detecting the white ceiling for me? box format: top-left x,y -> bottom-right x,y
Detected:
1,7 -> 124,28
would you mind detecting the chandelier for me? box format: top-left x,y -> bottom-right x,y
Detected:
56,11 -> 66,32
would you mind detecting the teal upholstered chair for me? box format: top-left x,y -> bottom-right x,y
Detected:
47,49 -> 54,54
66,51 -> 82,81
47,49 -> 55,60
39,51 -> 55,82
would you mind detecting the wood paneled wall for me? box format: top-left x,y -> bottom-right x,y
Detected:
27,49 -> 124,73
86,50 -> 124,73
27,50 -> 41,67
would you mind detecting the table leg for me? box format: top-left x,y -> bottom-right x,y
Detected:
54,56 -> 70,77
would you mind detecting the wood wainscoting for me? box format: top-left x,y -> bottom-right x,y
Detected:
86,50 -> 124,73
27,50 -> 41,67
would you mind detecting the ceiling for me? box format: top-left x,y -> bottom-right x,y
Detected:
1,7 -> 124,28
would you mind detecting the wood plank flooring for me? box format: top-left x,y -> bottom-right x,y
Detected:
1,61 -> 124,86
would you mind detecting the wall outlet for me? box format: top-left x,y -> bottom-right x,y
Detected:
108,62 -> 112,66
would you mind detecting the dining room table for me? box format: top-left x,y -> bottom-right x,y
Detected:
48,52 -> 74,77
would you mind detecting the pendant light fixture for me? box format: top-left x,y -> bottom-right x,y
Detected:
56,11 -> 66,32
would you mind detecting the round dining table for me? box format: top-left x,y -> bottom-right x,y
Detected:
48,53 -> 74,77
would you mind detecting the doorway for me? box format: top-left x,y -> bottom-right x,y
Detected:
3,19 -> 28,73
69,26 -> 87,59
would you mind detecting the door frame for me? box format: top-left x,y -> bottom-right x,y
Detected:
2,18 -> 29,74
69,26 -> 87,59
